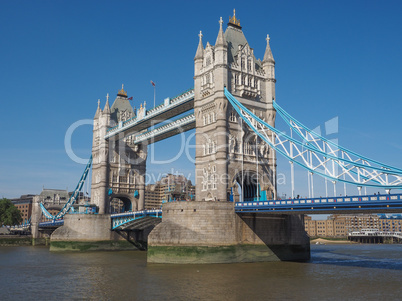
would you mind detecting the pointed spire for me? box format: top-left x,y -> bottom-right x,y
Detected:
103,93 -> 110,113
263,34 -> 275,63
215,17 -> 226,47
95,99 -> 101,118
194,30 -> 204,60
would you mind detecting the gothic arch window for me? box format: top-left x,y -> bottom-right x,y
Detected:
241,57 -> 245,69
241,75 -> 245,85
248,77 -> 252,87
211,112 -> 216,122
247,58 -> 252,71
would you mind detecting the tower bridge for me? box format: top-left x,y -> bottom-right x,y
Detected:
29,10 -> 402,263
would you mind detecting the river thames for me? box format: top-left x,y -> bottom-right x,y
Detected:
1,244 -> 402,300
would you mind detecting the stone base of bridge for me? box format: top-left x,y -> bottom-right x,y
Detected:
49,214 -> 148,251
147,202 -> 310,264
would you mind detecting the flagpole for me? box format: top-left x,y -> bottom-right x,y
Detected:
154,85 -> 156,108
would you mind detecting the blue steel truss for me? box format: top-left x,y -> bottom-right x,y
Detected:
40,156 -> 92,221
111,209 -> 162,230
224,88 -> 402,189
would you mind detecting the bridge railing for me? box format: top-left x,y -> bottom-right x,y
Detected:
235,193 -> 402,212
111,209 -> 162,229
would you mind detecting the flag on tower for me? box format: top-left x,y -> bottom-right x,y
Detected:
151,80 -> 156,87
128,96 -> 133,100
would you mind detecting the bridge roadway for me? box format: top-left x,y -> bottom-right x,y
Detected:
236,193 -> 402,214
105,88 -> 194,141
110,193 -> 402,230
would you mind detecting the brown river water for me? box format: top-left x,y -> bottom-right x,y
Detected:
1,244 -> 402,300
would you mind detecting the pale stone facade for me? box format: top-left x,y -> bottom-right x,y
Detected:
194,13 -> 276,203
91,86 -> 147,214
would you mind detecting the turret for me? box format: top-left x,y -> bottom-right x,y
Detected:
103,93 -> 111,114
262,34 -> 275,81
262,34 -> 276,113
214,17 -> 228,89
194,31 -> 204,78
94,99 -> 101,118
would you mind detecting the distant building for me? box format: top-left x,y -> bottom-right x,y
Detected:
378,214 -> 402,232
304,214 -> 381,238
36,188 -> 70,222
11,194 -> 35,223
11,188 -> 90,223
144,174 -> 195,210
304,216 -> 347,238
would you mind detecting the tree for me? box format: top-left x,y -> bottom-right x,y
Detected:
0,198 -> 22,226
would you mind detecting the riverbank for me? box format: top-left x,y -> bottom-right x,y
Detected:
0,235 -> 48,246
310,238 -> 355,244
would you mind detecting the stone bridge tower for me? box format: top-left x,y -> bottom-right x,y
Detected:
91,85 -> 147,214
194,11 -> 277,202
149,12 -> 310,264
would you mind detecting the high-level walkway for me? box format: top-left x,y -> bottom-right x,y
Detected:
105,89 -> 194,140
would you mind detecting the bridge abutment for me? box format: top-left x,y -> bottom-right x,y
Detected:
147,202 -> 310,263
50,214 -> 135,251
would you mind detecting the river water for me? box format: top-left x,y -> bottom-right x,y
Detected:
1,244 -> 402,300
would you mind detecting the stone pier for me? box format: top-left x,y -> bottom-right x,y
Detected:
147,201 -> 310,263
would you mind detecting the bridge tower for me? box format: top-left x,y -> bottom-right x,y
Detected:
194,11 -> 276,202
91,86 -> 147,214
148,12 -> 309,264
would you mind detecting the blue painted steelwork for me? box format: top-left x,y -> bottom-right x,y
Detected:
38,219 -> 64,228
40,156 -> 92,221
105,88 -> 194,139
235,193 -> 402,213
224,88 -> 402,189
274,102 -> 402,174
133,112 -> 195,144
111,209 -> 162,230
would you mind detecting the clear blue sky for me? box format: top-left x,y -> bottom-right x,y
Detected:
1,0 -> 402,199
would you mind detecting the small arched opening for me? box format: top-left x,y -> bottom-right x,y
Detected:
109,196 -> 133,213
234,171 -> 259,202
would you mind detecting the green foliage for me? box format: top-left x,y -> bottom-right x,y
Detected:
0,198 -> 22,226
